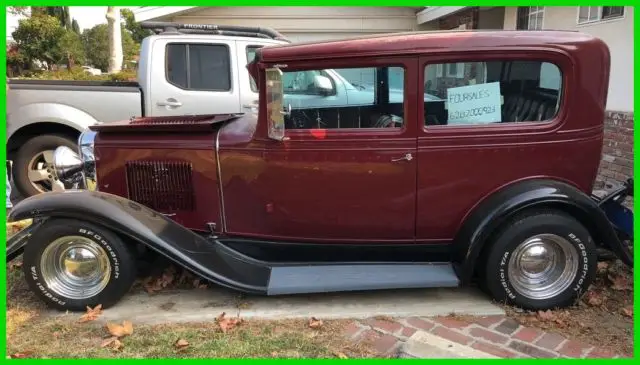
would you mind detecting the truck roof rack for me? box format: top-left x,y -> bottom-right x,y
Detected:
140,21 -> 290,42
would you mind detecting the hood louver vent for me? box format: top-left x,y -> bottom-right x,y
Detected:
125,161 -> 195,212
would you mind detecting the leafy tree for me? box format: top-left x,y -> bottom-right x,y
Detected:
31,6 -> 71,29
82,24 -> 137,71
55,30 -> 86,68
7,7 -> 28,16
121,8 -> 152,43
72,19 -> 81,34
12,15 -> 66,70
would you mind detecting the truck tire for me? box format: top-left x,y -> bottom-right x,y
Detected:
482,210 -> 597,310
13,134 -> 77,198
22,218 -> 136,311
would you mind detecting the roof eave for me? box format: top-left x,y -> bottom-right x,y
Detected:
132,6 -> 198,22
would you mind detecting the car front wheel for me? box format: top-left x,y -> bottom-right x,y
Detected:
483,210 -> 597,310
22,218 -> 136,311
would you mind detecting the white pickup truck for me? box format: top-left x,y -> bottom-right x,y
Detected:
7,22 -> 441,198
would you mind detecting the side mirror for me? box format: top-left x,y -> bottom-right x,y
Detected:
312,75 -> 334,96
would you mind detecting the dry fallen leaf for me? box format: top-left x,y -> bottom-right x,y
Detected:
597,261 -> 610,272
621,307 -> 633,318
174,338 -> 190,351
308,317 -> 323,329
335,352 -> 348,359
9,351 -> 33,359
216,312 -> 243,333
101,336 -> 123,350
79,304 -> 103,323
608,274 -> 633,291
106,320 -> 134,338
537,310 -> 555,322
586,291 -> 604,307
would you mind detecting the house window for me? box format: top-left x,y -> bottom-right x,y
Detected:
165,43 -> 231,91
516,6 -> 544,30
578,6 -> 625,24
423,60 -> 562,127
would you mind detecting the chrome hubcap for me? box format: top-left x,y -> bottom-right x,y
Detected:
508,234 -> 579,300
27,150 -> 65,193
40,236 -> 111,300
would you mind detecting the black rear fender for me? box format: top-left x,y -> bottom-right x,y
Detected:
7,190 -> 270,294
453,179 -> 632,283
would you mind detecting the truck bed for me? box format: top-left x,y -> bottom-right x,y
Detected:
7,79 -> 144,124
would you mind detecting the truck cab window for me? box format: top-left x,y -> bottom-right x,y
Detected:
165,43 -> 232,91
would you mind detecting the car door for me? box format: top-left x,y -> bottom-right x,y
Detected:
147,37 -> 241,116
225,58 -> 419,243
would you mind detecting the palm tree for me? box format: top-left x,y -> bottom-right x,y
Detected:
106,6 -> 123,73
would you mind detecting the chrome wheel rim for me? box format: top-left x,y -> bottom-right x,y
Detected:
507,234 -> 579,300
27,150 -> 65,193
40,236 -> 111,300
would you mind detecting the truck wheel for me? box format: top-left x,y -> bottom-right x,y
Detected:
13,134 -> 77,198
483,210 -> 596,310
22,218 -> 136,311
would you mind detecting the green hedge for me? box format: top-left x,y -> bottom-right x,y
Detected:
14,67 -> 137,82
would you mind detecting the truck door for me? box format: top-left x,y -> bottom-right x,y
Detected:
147,37 -> 241,116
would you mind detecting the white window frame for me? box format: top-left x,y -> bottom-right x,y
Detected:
436,63 -> 464,78
577,6 -> 625,25
517,7 -> 545,30
527,6 -> 545,30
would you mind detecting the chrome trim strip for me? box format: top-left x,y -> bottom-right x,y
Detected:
215,129 -> 228,233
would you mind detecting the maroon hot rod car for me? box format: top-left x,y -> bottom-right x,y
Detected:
7,27 -> 633,312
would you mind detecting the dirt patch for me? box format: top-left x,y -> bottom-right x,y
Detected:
505,259 -> 633,357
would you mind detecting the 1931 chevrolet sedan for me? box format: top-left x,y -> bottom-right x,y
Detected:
6,26 -> 634,312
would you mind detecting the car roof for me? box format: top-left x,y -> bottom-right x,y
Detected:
258,29 -> 606,62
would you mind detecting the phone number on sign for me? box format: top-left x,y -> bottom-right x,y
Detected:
449,106 -> 497,120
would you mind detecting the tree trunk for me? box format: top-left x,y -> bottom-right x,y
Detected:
106,6 -> 123,73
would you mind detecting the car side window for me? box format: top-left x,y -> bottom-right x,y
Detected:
423,60 -> 562,127
281,66 -> 405,130
166,43 -> 232,91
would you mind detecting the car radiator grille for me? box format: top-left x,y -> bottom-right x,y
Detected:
125,160 -> 195,212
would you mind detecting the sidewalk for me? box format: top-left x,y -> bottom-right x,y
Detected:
343,315 -> 628,358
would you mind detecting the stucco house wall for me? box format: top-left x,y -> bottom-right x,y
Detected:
504,6 -> 634,189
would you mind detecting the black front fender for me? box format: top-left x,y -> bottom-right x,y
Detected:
8,190 -> 270,294
453,179 -> 633,284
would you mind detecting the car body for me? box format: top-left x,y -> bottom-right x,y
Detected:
7,29 -> 633,312
6,21 -> 440,199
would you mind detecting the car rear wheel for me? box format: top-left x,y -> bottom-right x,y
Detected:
483,210 -> 596,310
13,134 -> 77,198
22,218 -> 136,311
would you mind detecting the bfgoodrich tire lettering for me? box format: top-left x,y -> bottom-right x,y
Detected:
483,210 -> 597,310
22,218 -> 136,311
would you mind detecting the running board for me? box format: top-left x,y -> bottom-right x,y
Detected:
267,263 -> 460,295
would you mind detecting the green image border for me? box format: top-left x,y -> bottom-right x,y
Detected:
1,1 -> 637,361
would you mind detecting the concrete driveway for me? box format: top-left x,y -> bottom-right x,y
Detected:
48,286 -> 504,324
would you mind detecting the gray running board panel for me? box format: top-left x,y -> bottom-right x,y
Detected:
267,263 -> 460,295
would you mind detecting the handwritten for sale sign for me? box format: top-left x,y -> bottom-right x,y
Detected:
446,82 -> 502,125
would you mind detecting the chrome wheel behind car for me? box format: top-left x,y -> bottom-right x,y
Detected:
27,150 -> 65,193
507,234 -> 579,300
483,210 -> 597,310
40,236 -> 111,300
13,134 -> 77,198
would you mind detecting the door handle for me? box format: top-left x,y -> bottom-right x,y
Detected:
157,99 -> 182,107
391,153 -> 413,162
